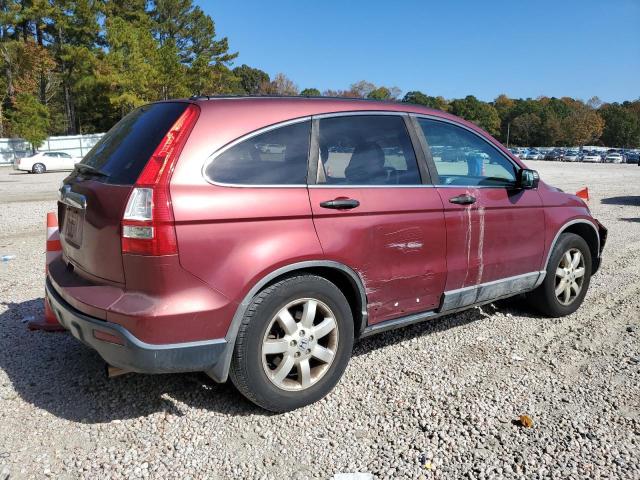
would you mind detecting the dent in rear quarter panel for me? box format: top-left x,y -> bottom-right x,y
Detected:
109,254 -> 234,344
538,183 -> 597,270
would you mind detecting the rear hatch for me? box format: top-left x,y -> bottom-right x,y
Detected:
58,102 -> 191,284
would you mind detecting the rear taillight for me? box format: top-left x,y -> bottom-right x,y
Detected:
121,104 -> 200,255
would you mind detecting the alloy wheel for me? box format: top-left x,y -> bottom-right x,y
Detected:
261,298 -> 339,391
555,248 -> 586,306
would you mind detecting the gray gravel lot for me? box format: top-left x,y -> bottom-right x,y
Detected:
0,161 -> 639,479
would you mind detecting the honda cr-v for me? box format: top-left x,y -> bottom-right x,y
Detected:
46,97 -> 607,411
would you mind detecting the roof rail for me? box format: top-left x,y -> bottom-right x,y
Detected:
188,94 -> 401,103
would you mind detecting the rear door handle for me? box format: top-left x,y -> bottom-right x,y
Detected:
320,198 -> 360,210
449,194 -> 476,205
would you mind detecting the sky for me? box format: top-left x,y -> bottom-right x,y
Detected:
200,0 -> 640,103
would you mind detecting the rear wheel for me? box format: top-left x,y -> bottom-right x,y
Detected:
528,233 -> 592,317
32,163 -> 46,174
230,275 -> 354,412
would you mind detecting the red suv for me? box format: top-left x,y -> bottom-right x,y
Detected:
47,97 -> 607,411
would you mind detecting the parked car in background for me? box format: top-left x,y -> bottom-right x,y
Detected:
563,151 -> 581,162
13,151 -> 82,174
604,152 -> 624,164
512,149 -> 527,159
525,150 -> 544,160
545,150 -> 564,161
581,152 -> 602,163
624,151 -> 639,164
47,97 -> 607,411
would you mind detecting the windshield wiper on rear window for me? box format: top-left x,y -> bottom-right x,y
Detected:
75,163 -> 109,177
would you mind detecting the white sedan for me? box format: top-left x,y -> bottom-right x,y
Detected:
13,151 -> 82,174
563,151 -> 581,162
604,153 -> 624,164
581,153 -> 602,163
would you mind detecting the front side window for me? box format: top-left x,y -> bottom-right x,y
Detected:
418,118 -> 518,187
317,115 -> 421,185
207,120 -> 310,185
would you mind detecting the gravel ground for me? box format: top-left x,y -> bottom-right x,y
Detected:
0,161 -> 639,479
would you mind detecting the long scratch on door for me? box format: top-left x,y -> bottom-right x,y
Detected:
462,192 -> 473,287
477,205 -> 485,285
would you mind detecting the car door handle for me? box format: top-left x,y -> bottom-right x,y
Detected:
449,194 -> 476,205
320,198 -> 360,209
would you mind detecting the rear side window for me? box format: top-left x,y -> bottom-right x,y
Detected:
206,120 -> 310,185
79,102 -> 188,184
418,118 -> 518,187
317,115 -> 421,185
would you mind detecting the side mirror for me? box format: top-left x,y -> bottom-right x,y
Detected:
517,169 -> 539,189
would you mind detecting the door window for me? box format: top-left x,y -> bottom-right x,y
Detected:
417,118 -> 517,187
317,115 -> 421,185
206,120 -> 310,185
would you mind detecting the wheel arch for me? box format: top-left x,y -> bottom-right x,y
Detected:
206,260 -> 368,383
545,219 -> 600,273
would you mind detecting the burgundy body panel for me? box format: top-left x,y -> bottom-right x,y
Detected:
436,187 -> 545,290
171,184 -> 323,305
308,187 -> 446,323
48,253 -> 232,344
58,180 -> 132,284
536,181 -> 598,267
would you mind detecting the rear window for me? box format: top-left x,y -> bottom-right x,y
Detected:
78,102 -> 188,184
205,120 -> 311,185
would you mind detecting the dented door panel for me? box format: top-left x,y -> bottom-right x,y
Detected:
308,187 -> 447,324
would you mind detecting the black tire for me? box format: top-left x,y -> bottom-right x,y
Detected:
230,275 -> 354,412
528,233 -> 592,317
32,163 -> 46,174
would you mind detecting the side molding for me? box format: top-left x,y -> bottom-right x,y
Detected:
440,271 -> 544,312
205,260 -> 368,382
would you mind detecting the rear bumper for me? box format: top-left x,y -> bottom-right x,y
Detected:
46,277 -> 227,376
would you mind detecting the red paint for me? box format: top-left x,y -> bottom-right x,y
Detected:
438,187 -> 545,289
308,187 -> 446,323
49,97 -> 604,346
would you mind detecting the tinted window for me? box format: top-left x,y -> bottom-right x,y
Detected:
207,121 -> 310,185
317,115 -> 421,185
418,119 -> 517,187
79,102 -> 188,184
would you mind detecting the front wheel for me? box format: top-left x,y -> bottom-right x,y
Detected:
528,233 -> 592,317
230,275 -> 354,412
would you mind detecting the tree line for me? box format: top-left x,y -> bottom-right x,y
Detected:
1,1 -> 639,150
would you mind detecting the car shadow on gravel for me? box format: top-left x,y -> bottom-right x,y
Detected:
353,296 -> 540,357
601,195 -> 640,206
0,299 -> 272,423
1,297 -> 540,422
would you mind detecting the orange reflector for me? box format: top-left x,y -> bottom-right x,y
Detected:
576,187 -> 589,201
93,330 -> 125,345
